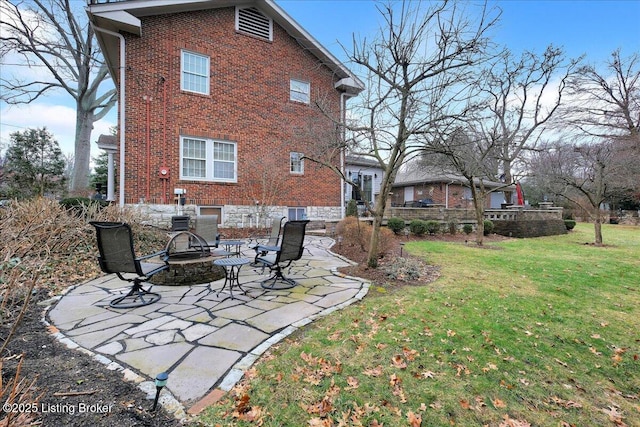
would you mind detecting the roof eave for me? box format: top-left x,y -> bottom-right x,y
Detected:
86,0 -> 364,94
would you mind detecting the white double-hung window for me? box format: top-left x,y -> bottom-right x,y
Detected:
290,79 -> 310,104
181,50 -> 210,95
290,151 -> 304,174
180,136 -> 237,182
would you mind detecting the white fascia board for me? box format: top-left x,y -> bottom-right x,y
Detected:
263,0 -> 364,94
92,10 -> 141,35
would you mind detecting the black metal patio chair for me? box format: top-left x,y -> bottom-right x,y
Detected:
90,221 -> 168,309
193,214 -> 220,248
192,214 -> 233,256
255,220 -> 309,289
248,216 -> 286,266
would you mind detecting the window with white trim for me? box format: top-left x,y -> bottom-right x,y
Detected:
290,152 -> 304,174
180,136 -> 236,182
290,79 -> 310,104
181,51 -> 210,95
288,207 -> 306,221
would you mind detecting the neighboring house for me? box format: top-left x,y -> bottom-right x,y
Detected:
87,0 -> 363,226
391,169 -> 513,209
344,155 -> 385,209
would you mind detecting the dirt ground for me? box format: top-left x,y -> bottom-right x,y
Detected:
1,288 -> 183,427
1,228 -> 503,426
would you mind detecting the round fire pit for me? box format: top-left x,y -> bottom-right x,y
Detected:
150,231 -> 226,286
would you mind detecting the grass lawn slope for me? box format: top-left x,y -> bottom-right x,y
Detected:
199,223 -> 639,426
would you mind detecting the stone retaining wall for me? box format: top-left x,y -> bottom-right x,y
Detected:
492,219 -> 567,238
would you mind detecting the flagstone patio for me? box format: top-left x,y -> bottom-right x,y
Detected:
44,235 -> 369,417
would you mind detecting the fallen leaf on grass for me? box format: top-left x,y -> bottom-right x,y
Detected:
302,397 -> 334,416
499,414 -> 531,427
403,347 -> 420,361
407,410 -> 422,427
392,355 -> 407,369
549,396 -> 583,408
491,398 -> 507,408
602,405 -> 626,425
308,417 -> 333,427
327,331 -> 342,341
363,365 -> 384,377
420,370 -> 437,379
345,376 -> 359,390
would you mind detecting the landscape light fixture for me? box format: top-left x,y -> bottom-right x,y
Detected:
152,372 -> 169,411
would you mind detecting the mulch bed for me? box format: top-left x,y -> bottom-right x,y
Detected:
1,289 -> 182,427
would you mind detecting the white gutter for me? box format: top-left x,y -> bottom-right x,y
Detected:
92,25 -> 126,208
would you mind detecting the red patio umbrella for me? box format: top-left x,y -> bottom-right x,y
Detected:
515,182 -> 525,206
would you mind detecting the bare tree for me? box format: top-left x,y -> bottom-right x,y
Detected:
475,46 -> 581,202
310,0 -> 499,267
420,126 -> 503,245
241,156 -> 290,228
561,49 -> 640,217
530,139 -> 636,245
0,0 -> 117,193
565,49 -> 640,143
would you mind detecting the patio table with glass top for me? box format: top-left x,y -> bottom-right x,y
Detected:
213,256 -> 251,299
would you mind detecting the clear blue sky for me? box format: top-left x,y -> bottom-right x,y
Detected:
1,0 -> 639,156
278,0 -> 640,64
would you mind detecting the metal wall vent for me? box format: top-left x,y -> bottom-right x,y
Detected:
236,7 -> 272,41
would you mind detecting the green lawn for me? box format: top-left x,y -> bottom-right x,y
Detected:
198,223 -> 639,426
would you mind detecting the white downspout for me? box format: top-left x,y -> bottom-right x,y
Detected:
340,92 -> 346,219
92,25 -> 126,208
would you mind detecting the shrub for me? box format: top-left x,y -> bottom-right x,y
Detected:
386,217 -> 405,235
59,197 -> 109,218
447,219 -> 458,235
425,220 -> 440,235
564,219 -> 576,230
483,219 -> 494,235
377,226 -> 395,259
383,257 -> 423,281
335,216 -> 393,258
409,219 -> 428,236
345,199 -> 358,217
463,224 -> 473,235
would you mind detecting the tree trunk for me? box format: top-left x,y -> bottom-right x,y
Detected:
594,206 -> 603,245
503,159 -> 513,204
71,106 -> 95,193
470,182 -> 485,246
366,190 -> 388,268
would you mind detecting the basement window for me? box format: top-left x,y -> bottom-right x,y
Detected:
236,6 -> 272,41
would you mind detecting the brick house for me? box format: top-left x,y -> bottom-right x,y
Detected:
391,169 -> 513,209
87,0 -> 363,226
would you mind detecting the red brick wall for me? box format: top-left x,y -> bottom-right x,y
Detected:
120,7 -> 342,206
392,183 -> 489,208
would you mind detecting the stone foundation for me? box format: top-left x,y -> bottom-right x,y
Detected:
128,203 -> 341,229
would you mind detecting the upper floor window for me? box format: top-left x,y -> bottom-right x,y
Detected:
236,6 -> 272,41
181,51 -> 210,95
290,79 -> 310,104
180,136 -> 236,182
290,152 -> 304,174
